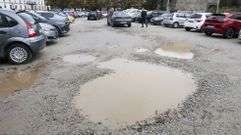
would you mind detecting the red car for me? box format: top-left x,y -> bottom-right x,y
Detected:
203,13 -> 241,39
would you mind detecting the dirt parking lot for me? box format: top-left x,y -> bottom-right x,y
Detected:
0,18 -> 241,135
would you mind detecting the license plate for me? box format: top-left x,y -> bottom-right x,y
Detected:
207,25 -> 215,29
120,22 -> 126,24
188,20 -> 194,23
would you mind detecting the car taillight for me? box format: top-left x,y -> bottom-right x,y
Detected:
195,19 -> 203,23
25,21 -> 37,38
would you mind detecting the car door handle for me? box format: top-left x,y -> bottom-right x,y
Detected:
0,31 -> 7,35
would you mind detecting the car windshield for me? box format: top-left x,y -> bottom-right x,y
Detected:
190,14 -> 202,19
18,12 -> 36,25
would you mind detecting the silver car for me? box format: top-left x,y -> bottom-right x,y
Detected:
107,11 -> 132,27
39,23 -> 58,42
0,9 -> 46,64
163,12 -> 189,28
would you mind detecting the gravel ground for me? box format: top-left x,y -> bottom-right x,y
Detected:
0,18 -> 241,134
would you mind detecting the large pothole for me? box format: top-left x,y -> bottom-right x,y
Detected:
73,59 -> 196,128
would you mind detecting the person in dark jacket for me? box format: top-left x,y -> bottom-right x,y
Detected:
141,8 -> 148,28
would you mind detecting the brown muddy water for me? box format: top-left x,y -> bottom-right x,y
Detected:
154,41 -> 195,59
73,59 -> 196,128
0,69 -> 41,99
63,54 -> 96,64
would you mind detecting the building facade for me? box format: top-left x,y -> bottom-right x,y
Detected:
0,0 -> 47,10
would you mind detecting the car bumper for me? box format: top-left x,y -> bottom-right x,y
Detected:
203,25 -> 225,34
113,21 -> 131,25
151,20 -> 162,24
184,22 -> 202,30
43,31 -> 58,42
23,35 -> 46,54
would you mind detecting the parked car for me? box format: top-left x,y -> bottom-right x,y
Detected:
239,30 -> 241,40
77,11 -> 86,17
203,13 -> 241,39
101,10 -> 108,17
150,10 -> 167,19
87,11 -> 101,20
59,11 -> 75,23
163,12 -> 190,28
24,11 -> 70,36
129,10 -> 141,22
184,13 -> 211,32
0,9 -> 46,64
150,13 -> 170,25
39,23 -> 58,42
107,11 -> 132,27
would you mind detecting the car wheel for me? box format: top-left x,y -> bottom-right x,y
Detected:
185,28 -> 191,31
54,26 -> 61,37
200,26 -> 204,33
224,27 -> 235,39
7,43 -> 32,64
205,32 -> 212,36
111,22 -> 115,27
173,22 -> 179,28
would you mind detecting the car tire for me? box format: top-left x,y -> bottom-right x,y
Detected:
224,27 -> 235,39
200,26 -> 204,33
54,26 -> 61,37
7,43 -> 32,64
205,32 -> 212,36
173,22 -> 179,28
128,23 -> 131,27
111,22 -> 115,27
185,28 -> 191,31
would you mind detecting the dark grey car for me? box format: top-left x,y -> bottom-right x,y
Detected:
107,11 -> 132,27
34,11 -> 70,36
0,9 -> 46,64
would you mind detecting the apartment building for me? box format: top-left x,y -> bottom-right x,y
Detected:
0,0 -> 47,10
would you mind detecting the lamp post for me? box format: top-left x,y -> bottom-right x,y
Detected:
216,0 -> 220,13
167,0 -> 170,12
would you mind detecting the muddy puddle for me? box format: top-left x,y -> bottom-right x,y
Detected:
63,54 -> 96,64
154,41 -> 195,59
74,59 -> 196,128
0,69 -> 41,99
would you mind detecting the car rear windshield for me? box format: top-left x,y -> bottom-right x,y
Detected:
29,11 -> 47,20
190,14 -> 202,19
208,14 -> 226,19
18,12 -> 36,25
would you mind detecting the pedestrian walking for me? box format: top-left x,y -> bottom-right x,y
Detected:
141,8 -> 148,28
